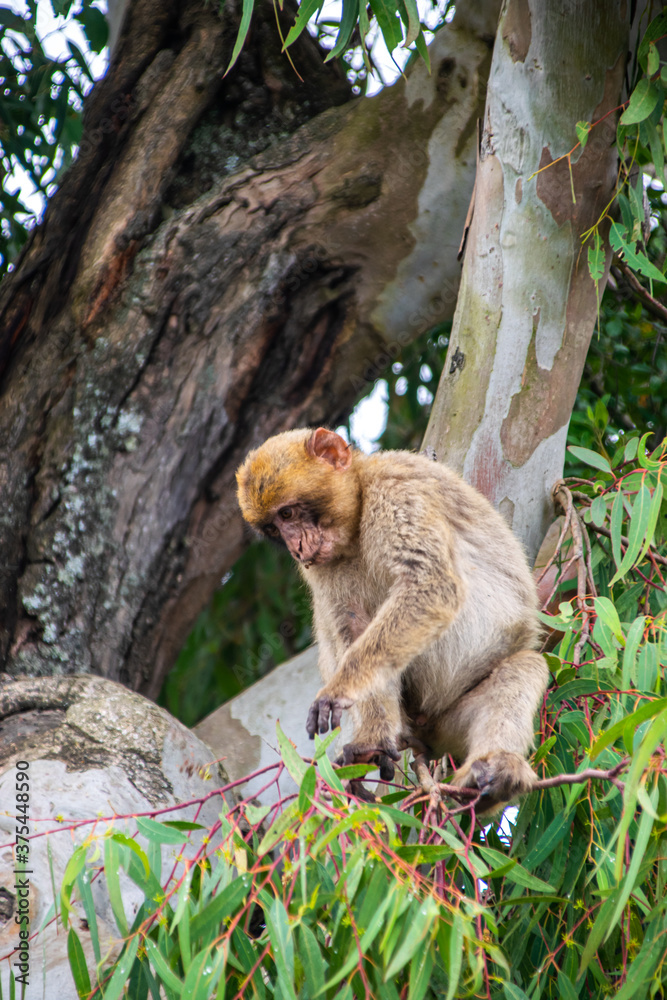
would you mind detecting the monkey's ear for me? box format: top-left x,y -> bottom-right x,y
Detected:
306,428 -> 352,470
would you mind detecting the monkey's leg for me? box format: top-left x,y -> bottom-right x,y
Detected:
445,650 -> 548,814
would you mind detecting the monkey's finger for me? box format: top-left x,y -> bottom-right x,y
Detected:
306,702 -> 320,739
379,755 -> 395,782
330,701 -> 345,731
318,698 -> 332,734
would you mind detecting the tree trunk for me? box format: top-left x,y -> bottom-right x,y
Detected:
424,0 -> 631,561
0,0 -> 499,693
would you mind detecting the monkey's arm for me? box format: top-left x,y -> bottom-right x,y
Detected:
307,515 -> 463,736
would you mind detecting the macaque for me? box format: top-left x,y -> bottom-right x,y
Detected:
236,427 -> 548,811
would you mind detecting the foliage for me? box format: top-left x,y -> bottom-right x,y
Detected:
573,9 -> 667,303
52,444 -> 667,997
0,0 -> 106,275
225,0 -> 452,81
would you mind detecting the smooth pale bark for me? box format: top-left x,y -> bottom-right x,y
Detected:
0,0 -> 499,693
424,0 -> 630,561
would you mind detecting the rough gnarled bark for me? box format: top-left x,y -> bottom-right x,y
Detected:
0,0 -> 500,694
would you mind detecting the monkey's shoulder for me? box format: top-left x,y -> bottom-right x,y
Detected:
358,450 -> 497,522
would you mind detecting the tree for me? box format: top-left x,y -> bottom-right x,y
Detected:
0,0 -> 497,694
3,1 -> 667,998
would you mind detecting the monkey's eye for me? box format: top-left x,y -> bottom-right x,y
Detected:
279,507 -> 293,520
265,524 -> 279,537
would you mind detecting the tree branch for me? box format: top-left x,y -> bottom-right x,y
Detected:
431,758 -> 628,803
612,261 -> 667,327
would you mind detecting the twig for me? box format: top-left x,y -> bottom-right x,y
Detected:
587,521 -> 667,568
551,482 -> 597,664
613,261 -> 667,326
402,759 -> 628,809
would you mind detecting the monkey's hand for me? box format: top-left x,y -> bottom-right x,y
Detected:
339,740 -> 401,781
451,751 -> 536,814
306,691 -> 354,738
335,740 -> 401,802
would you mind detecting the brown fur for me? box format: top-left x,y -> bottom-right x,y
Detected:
237,428 -> 548,811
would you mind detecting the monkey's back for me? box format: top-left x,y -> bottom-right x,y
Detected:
356,451 -> 540,710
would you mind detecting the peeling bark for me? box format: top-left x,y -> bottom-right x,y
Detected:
0,0 -> 501,693
424,0 -> 633,561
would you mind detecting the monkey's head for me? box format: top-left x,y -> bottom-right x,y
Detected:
236,427 -> 360,567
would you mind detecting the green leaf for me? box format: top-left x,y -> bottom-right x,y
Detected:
620,79 -> 660,125
144,937 -> 184,993
615,708 -> 667,880
225,0 -> 255,76
647,118 -> 665,181
325,0 -> 359,60
299,924 -> 326,997
591,696 -> 667,760
283,0 -> 324,49
276,720 -> 308,783
637,11 -> 667,71
609,221 -> 666,285
315,743 -> 345,793
258,800 -> 301,854
550,679 -> 611,705
60,845 -> 87,928
576,120 -> 591,149
414,27 -> 430,72
313,729 -> 339,759
385,897 -> 438,979
605,785 -> 658,940
67,928 -> 92,999
76,870 -> 101,964
409,947 -> 435,1000
557,972 -> 579,1000
587,238 -> 605,282
398,0 -> 420,46
104,837 -> 129,936
609,482 -> 652,584
190,874 -> 252,941
578,892 -> 616,977
298,764 -> 317,811
504,985 -> 530,1000
445,909 -> 464,1000
369,0 -> 403,51
266,898 -> 297,1000
99,935 -> 140,1000
647,40 -> 660,75
610,488 -> 624,569
637,479 -> 663,563
567,445 -> 612,474
624,437 -> 639,462
182,943 -> 226,1000
522,810 -> 572,870
477,847 -> 554,891
110,832 -> 150,878
594,596 -> 624,643
136,817 -> 189,845
622,616 -> 646,689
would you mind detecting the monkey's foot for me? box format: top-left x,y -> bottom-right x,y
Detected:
411,752 -> 445,808
451,751 -> 536,814
306,694 -> 353,737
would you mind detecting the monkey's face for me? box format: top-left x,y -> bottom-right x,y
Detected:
262,503 -> 336,568
236,427 -> 361,567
